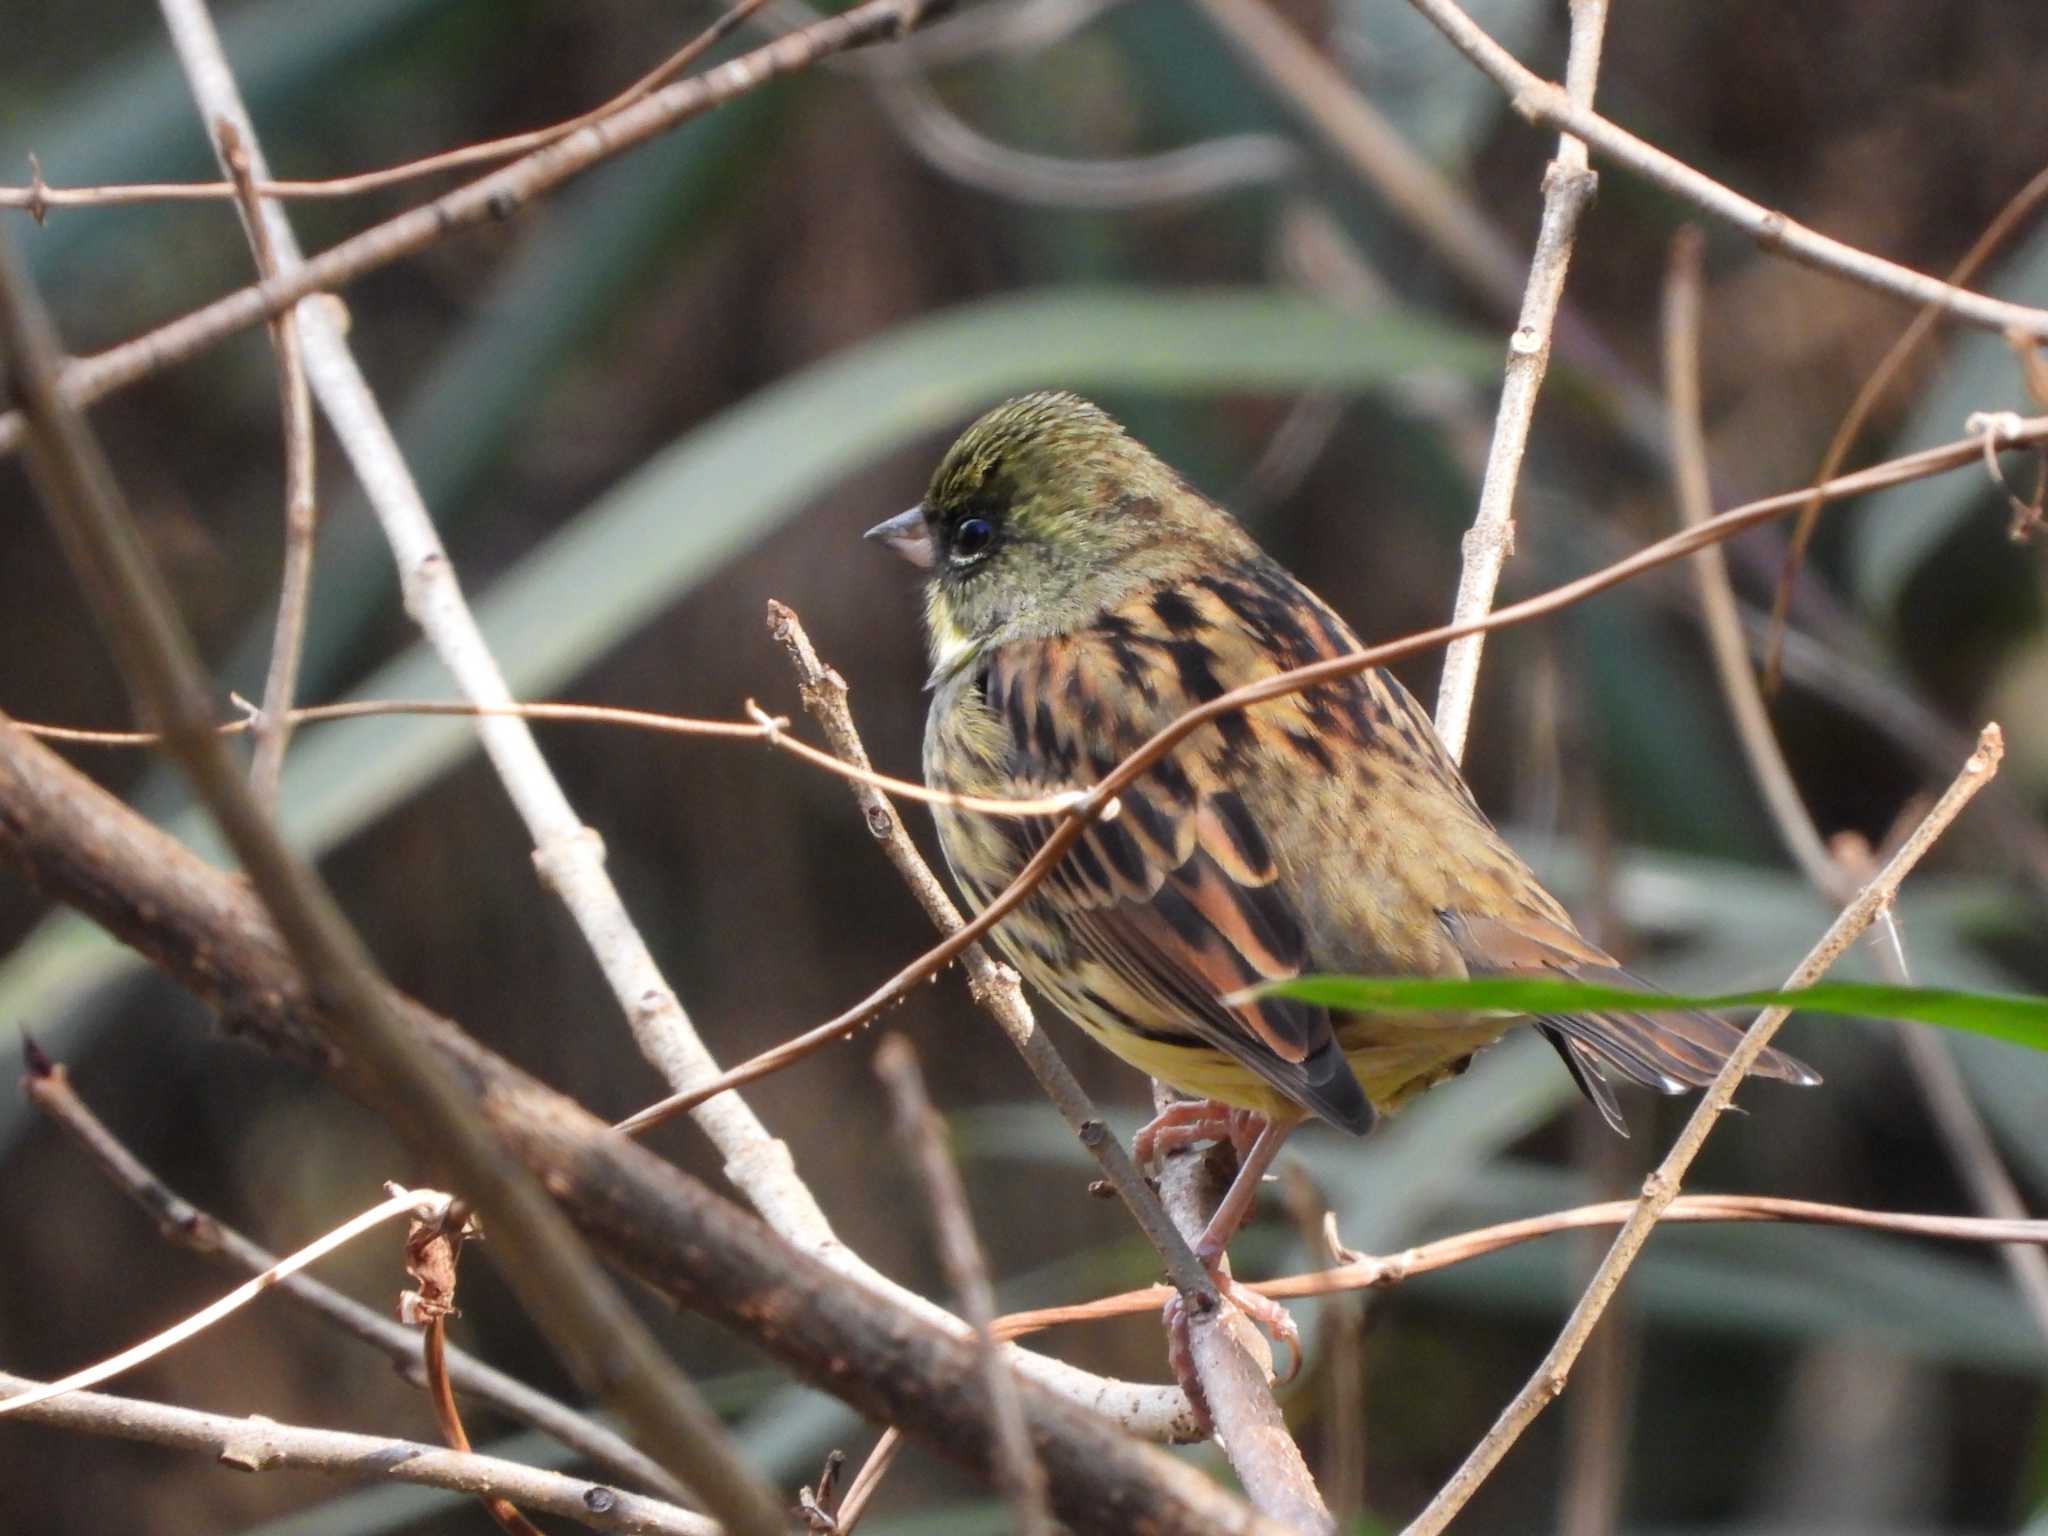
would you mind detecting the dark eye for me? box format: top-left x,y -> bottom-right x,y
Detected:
953,517 -> 995,561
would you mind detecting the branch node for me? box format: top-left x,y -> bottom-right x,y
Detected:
24,153 -> 49,226
218,1416 -> 285,1472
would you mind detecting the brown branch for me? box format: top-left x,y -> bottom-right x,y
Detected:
0,1372 -> 718,1536
1765,158 -> 2048,692
1400,0 -> 2048,340
1663,229 -> 2048,1344
216,119 -> 317,810
0,710 -> 1289,1536
618,419 -> 2048,1126
989,1193 -> 2048,1337
0,0 -> 944,462
1151,1099 -> 1333,1536
875,1036 -> 1055,1536
17,1048 -> 688,1500
0,221 -> 785,1532
17,695 -> 1101,820
1662,226 -> 1842,897
752,601 -> 1214,1309
1401,725 -> 2003,1536
1,0 -> 776,216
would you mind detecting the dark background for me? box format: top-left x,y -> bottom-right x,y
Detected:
2,1 -> 2045,1531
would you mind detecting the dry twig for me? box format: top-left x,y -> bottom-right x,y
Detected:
1432,0 -> 1609,763
0,218 -> 786,1533
214,120 -> 317,809
876,1036 -> 1056,1536
18,1046 -> 686,1499
755,601 -> 1212,1309
1765,159 -> 2048,691
0,1373 -> 718,1536
1401,725 -> 2004,1535
0,711 -> 1288,1535
1663,228 -> 2048,1344
1151,1097 -> 1334,1535
1401,0 -> 2048,340
0,0 -> 947,461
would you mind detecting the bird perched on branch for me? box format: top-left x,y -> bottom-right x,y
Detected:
867,391 -> 1817,1394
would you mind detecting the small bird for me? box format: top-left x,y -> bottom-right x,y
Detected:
868,391 -> 1816,1383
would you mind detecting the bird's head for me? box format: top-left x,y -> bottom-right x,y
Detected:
866,392 -> 1248,678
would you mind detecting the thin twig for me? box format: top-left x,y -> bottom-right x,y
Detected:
17,695 -> 1104,820
18,1045 -> 688,1500
1432,0 -> 1608,763
831,1429 -> 904,1534
1662,225 -> 1842,896
989,1190 -> 2048,1336
138,0 -> 1187,1455
1401,725 -> 2003,1536
0,0 -> 945,462
0,217 -> 785,1533
756,601 -> 1213,1307
877,64 -> 1296,208
0,0 -> 777,215
875,1036 -> 1056,1536
1403,0 -> 2048,341
0,1186 -> 428,1418
1663,231 -> 2048,1344
0,716 -> 1285,1529
624,421 -> 2047,1127
0,1373 -> 719,1536
1151,1091 -> 1335,1535
1766,159 -> 2048,692
1189,0 -> 1528,318
216,120 -> 317,810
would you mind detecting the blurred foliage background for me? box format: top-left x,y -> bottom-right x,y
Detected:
3,1 -> 2047,1532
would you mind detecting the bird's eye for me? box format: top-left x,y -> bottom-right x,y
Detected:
952,517 -> 996,561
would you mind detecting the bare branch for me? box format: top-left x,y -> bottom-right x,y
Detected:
990,1192 -> 2048,1336
0,215 -> 785,1532
0,1185 -> 424,1418
1663,228 -> 2048,1344
756,600 -> 1215,1310
1401,725 -> 2004,1536
1765,159 -> 2048,691
214,119 -> 317,811
1662,225 -> 1842,896
19,1048 -> 687,1499
0,0 -> 941,461
0,1373 -> 718,1536
1432,0 -> 1607,763
0,712 -> 1291,1535
876,1036 -> 1056,1536
1400,0 -> 2048,340
1152,1108 -> 1334,1535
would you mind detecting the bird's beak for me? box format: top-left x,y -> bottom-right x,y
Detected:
864,505 -> 936,570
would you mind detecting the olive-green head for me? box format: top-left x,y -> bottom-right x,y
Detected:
865,392 -> 1247,676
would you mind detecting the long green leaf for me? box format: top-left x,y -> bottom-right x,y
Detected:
1253,975 -> 2048,1052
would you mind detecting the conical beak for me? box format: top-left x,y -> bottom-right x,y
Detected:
864,505 -> 935,570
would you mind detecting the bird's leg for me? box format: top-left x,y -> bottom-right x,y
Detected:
1145,1106 -> 1305,1421
1192,1115 -> 1294,1265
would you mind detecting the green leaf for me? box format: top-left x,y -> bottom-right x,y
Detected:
1251,975 -> 2048,1053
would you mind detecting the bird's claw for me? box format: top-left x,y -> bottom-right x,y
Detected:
1164,1264 -> 1302,1438
1133,1100 -> 1267,1172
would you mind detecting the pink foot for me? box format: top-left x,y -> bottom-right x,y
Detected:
1133,1099 -> 1267,1171
1165,1264 -> 1303,1437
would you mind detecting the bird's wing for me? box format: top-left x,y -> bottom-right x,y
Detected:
1441,906 -> 1820,1135
982,572 -> 1376,1133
